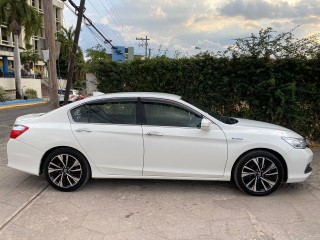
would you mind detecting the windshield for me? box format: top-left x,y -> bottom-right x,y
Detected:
182,98 -> 238,125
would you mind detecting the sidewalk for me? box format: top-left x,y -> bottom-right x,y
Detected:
0,99 -> 47,110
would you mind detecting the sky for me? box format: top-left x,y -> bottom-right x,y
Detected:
63,0 -> 320,58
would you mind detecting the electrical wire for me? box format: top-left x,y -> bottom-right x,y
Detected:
63,2 -> 108,53
98,0 -> 125,33
87,0 -> 125,46
85,22 -> 112,52
107,0 -> 130,33
64,0 -> 126,59
98,0 -> 132,45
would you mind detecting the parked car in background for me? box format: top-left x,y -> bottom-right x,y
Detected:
58,89 -> 79,105
7,92 -> 313,196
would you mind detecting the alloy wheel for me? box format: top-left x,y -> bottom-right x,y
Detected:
47,154 -> 83,189
241,157 -> 279,193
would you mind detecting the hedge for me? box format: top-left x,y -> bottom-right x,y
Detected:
93,54 -> 320,141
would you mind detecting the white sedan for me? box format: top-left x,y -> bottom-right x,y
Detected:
7,92 -> 313,196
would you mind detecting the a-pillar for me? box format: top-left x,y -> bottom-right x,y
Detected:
2,56 -> 9,77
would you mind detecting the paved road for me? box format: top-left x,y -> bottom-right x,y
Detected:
0,103 -> 50,138
0,104 -> 51,166
0,105 -> 319,240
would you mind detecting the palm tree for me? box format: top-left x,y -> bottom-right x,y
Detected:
58,26 -> 76,64
57,26 -> 85,82
0,0 -> 42,99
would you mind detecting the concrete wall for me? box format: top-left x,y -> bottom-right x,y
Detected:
57,79 -> 67,89
86,73 -> 98,95
0,78 -> 42,98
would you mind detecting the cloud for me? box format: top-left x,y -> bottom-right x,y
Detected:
219,0 -> 320,20
152,6 -> 167,19
100,17 -> 109,25
69,0 -> 320,57
292,16 -> 320,25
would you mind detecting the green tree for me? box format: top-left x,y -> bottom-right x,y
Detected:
226,27 -> 320,59
57,26 -> 85,83
0,0 -> 42,98
85,44 -> 111,73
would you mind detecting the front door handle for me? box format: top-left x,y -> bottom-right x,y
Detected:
75,128 -> 92,133
146,132 -> 163,136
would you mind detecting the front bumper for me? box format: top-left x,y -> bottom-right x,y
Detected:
7,139 -> 44,176
286,147 -> 313,183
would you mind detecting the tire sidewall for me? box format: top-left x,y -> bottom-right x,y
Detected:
43,148 -> 90,192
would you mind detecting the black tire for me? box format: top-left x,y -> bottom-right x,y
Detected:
43,148 -> 90,192
233,150 -> 284,196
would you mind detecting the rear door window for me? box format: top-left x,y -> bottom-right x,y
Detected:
70,101 -> 137,125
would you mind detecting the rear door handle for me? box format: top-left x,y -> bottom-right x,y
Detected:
146,132 -> 163,136
75,128 -> 92,133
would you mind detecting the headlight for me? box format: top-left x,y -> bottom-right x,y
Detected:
282,137 -> 307,149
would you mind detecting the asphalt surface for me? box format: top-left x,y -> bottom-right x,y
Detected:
0,104 -> 51,166
0,104 -> 319,240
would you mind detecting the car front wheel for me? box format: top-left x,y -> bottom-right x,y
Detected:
43,148 -> 90,192
233,150 -> 284,196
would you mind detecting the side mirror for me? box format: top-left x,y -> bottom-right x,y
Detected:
201,118 -> 211,130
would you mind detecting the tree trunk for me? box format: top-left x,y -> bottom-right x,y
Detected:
14,34 -> 22,99
43,0 -> 59,109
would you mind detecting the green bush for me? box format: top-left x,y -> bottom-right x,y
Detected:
0,86 -> 8,102
92,55 -> 320,141
88,27 -> 320,141
24,88 -> 37,99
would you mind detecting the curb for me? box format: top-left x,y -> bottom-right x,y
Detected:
0,101 -> 47,110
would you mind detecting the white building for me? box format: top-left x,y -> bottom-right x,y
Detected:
0,0 -> 64,98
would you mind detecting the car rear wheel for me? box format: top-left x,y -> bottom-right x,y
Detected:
233,150 -> 284,196
44,148 -> 90,192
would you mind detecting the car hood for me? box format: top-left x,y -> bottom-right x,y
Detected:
234,118 -> 294,133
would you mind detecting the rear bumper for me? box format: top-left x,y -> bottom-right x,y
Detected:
286,147 -> 313,183
7,139 -> 43,176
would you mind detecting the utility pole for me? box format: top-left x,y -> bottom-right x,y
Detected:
136,36 -> 150,58
43,0 -> 59,110
64,0 -> 86,105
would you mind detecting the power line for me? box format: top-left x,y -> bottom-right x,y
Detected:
87,0 -> 125,46
65,0 -> 110,45
85,23 -> 111,52
98,0 -> 132,44
64,0 -> 125,59
106,0 -> 130,34
98,0 -> 126,34
63,1 -> 110,55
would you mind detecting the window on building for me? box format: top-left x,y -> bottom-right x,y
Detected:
39,0 -> 42,10
125,48 -> 128,54
56,8 -> 59,20
1,27 -> 8,44
55,22 -> 59,32
32,0 -> 35,7
34,40 -> 38,51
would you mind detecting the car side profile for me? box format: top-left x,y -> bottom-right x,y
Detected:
7,92 -> 313,196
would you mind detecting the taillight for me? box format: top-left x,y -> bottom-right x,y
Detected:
70,95 -> 74,99
10,124 -> 29,139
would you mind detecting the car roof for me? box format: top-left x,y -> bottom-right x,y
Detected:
88,92 -> 181,101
